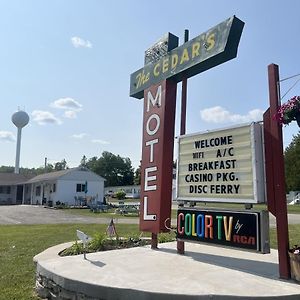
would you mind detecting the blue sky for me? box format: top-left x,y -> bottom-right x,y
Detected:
0,0 -> 300,170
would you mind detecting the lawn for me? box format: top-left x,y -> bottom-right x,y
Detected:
0,223 -> 141,300
63,207 -> 139,218
1,222 -> 300,300
61,202 -> 300,221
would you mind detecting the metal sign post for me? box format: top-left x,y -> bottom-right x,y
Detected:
177,29 -> 189,255
263,63 -> 290,279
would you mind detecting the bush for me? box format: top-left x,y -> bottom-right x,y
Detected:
158,232 -> 176,243
60,241 -> 84,256
88,232 -> 107,251
115,190 -> 126,200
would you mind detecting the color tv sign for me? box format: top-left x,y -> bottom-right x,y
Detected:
177,208 -> 270,253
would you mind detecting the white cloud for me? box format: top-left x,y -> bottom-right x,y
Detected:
71,133 -> 88,139
0,131 -> 15,142
51,97 -> 82,111
71,36 -> 92,48
32,110 -> 62,125
91,139 -> 110,145
200,106 -> 264,124
64,110 -> 77,119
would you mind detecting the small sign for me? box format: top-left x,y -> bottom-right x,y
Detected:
177,208 -> 270,253
76,230 -> 91,246
76,230 -> 91,259
176,123 -> 265,204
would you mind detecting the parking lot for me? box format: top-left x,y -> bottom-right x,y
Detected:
0,205 -> 138,225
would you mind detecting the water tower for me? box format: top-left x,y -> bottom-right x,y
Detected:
12,110 -> 29,174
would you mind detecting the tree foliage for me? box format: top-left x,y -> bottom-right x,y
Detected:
134,163 -> 141,185
86,151 -> 134,187
54,159 -> 67,171
115,190 -> 126,200
285,132 -> 300,192
0,159 -> 67,175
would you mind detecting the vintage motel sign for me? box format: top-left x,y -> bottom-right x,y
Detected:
130,16 -> 244,234
130,16 -> 244,99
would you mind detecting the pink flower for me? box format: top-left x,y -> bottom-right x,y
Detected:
274,96 -> 300,125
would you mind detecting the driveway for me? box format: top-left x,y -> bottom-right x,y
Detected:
0,205 -> 138,225
1,205 -> 300,227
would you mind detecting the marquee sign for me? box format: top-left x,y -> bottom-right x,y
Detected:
130,16 -> 244,99
176,123 -> 265,203
177,208 -> 270,253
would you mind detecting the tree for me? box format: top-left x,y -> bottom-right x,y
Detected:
115,190 -> 126,200
285,132 -> 300,192
86,151 -> 134,187
54,159 -> 67,171
80,155 -> 87,167
0,166 -> 14,173
134,164 -> 141,185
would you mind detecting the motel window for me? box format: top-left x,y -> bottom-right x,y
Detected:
53,183 -> 56,193
0,185 -> 11,194
36,186 -> 41,196
76,184 -> 86,192
0,186 -> 11,194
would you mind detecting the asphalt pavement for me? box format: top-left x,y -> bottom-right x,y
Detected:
0,205 -> 137,225
1,205 -> 300,227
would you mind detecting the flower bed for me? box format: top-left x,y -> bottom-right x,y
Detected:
59,232 -> 175,257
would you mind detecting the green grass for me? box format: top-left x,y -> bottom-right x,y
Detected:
63,207 -> 139,218
2,222 -> 300,299
61,202 -> 300,221
0,223 -> 141,300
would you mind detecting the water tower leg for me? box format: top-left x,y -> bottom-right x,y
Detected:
15,128 -> 22,174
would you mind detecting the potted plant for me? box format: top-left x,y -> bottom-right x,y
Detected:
274,96 -> 300,126
289,245 -> 300,282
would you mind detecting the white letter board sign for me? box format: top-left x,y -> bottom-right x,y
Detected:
176,122 -> 265,204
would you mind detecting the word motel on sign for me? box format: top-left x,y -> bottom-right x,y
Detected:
143,85 -> 162,221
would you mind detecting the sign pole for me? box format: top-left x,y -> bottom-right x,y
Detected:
177,29 -> 189,255
264,63 -> 290,279
180,29 -> 189,135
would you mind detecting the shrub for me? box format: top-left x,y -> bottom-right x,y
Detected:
115,190 -> 126,200
158,232 -> 176,243
88,232 -> 107,251
60,241 -> 84,256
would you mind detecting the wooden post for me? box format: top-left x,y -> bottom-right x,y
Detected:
265,63 -> 290,279
151,233 -> 158,249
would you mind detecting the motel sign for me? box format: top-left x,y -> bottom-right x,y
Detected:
130,16 -> 244,234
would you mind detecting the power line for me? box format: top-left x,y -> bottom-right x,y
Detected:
278,72 -> 300,100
